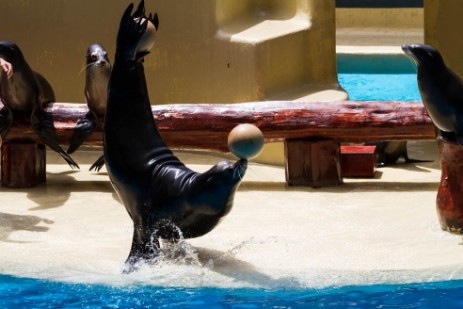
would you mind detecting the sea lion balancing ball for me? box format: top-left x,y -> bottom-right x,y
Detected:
228,124 -> 264,159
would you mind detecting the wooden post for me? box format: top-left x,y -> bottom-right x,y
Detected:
285,138 -> 342,188
436,138 -> 463,233
1,141 -> 46,188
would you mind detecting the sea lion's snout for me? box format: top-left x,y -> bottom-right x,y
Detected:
401,44 -> 421,59
232,159 -> 247,180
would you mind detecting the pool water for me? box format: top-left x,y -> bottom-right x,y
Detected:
337,54 -> 421,102
2,274 -> 463,308
338,73 -> 421,101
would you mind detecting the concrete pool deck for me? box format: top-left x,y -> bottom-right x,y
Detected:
0,142 -> 463,289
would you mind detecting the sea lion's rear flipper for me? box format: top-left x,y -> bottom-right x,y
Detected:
123,223 -> 161,274
31,109 -> 79,169
133,0 -> 146,18
116,3 -> 148,62
67,111 -> 98,154
89,154 -> 105,172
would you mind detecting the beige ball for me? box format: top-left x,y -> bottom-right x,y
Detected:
135,18 -> 157,53
228,124 -> 264,159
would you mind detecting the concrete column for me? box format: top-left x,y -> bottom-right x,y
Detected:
424,0 -> 463,78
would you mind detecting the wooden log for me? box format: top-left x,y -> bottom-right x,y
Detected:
3,101 -> 435,152
285,138 -> 342,187
436,138 -> 463,234
0,100 -> 435,188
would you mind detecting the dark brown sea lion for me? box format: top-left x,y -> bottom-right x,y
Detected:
67,44 -> 111,171
104,1 -> 247,273
366,141 -> 429,167
403,44 -> 463,145
0,41 -> 78,168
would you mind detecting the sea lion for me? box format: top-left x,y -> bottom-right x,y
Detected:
0,41 -> 79,169
402,44 -> 463,145
366,141 -> 428,166
68,44 -> 111,171
84,44 -> 111,117
105,1 -> 247,272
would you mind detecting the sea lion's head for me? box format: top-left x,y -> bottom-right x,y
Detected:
86,44 -> 110,68
205,159 -> 248,185
192,159 -> 247,217
402,44 -> 446,73
0,41 -> 24,65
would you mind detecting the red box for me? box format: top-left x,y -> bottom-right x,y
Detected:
341,145 -> 377,178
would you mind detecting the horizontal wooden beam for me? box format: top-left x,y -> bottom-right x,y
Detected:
5,101 -> 435,152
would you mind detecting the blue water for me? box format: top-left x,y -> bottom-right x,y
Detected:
337,54 -> 421,102
338,73 -> 421,102
1,274 -> 463,308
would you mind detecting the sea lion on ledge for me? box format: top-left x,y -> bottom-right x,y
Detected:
68,44 -> 111,171
104,1 -> 247,272
402,44 -> 463,145
0,41 -> 79,168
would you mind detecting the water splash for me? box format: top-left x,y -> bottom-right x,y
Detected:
122,222 -> 202,274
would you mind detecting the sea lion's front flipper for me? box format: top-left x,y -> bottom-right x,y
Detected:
31,109 -> 79,169
67,111 -> 98,154
0,66 -> 14,140
89,154 -> 105,172
0,104 -> 13,140
455,119 -> 463,146
456,135 -> 463,146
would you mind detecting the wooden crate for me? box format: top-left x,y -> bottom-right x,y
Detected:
341,145 -> 377,178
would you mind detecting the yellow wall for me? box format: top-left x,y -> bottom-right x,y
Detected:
0,0 -> 131,103
0,0 -> 342,105
424,0 -> 463,78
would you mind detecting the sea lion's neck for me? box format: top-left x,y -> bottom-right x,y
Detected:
109,57 -> 153,121
106,56 -> 166,153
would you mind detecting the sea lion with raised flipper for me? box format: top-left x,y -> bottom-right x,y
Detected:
403,44 -> 463,145
0,41 -> 79,169
105,1 -> 247,273
68,44 -> 111,171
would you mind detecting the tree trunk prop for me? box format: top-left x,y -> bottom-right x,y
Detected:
437,137 -> 463,233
